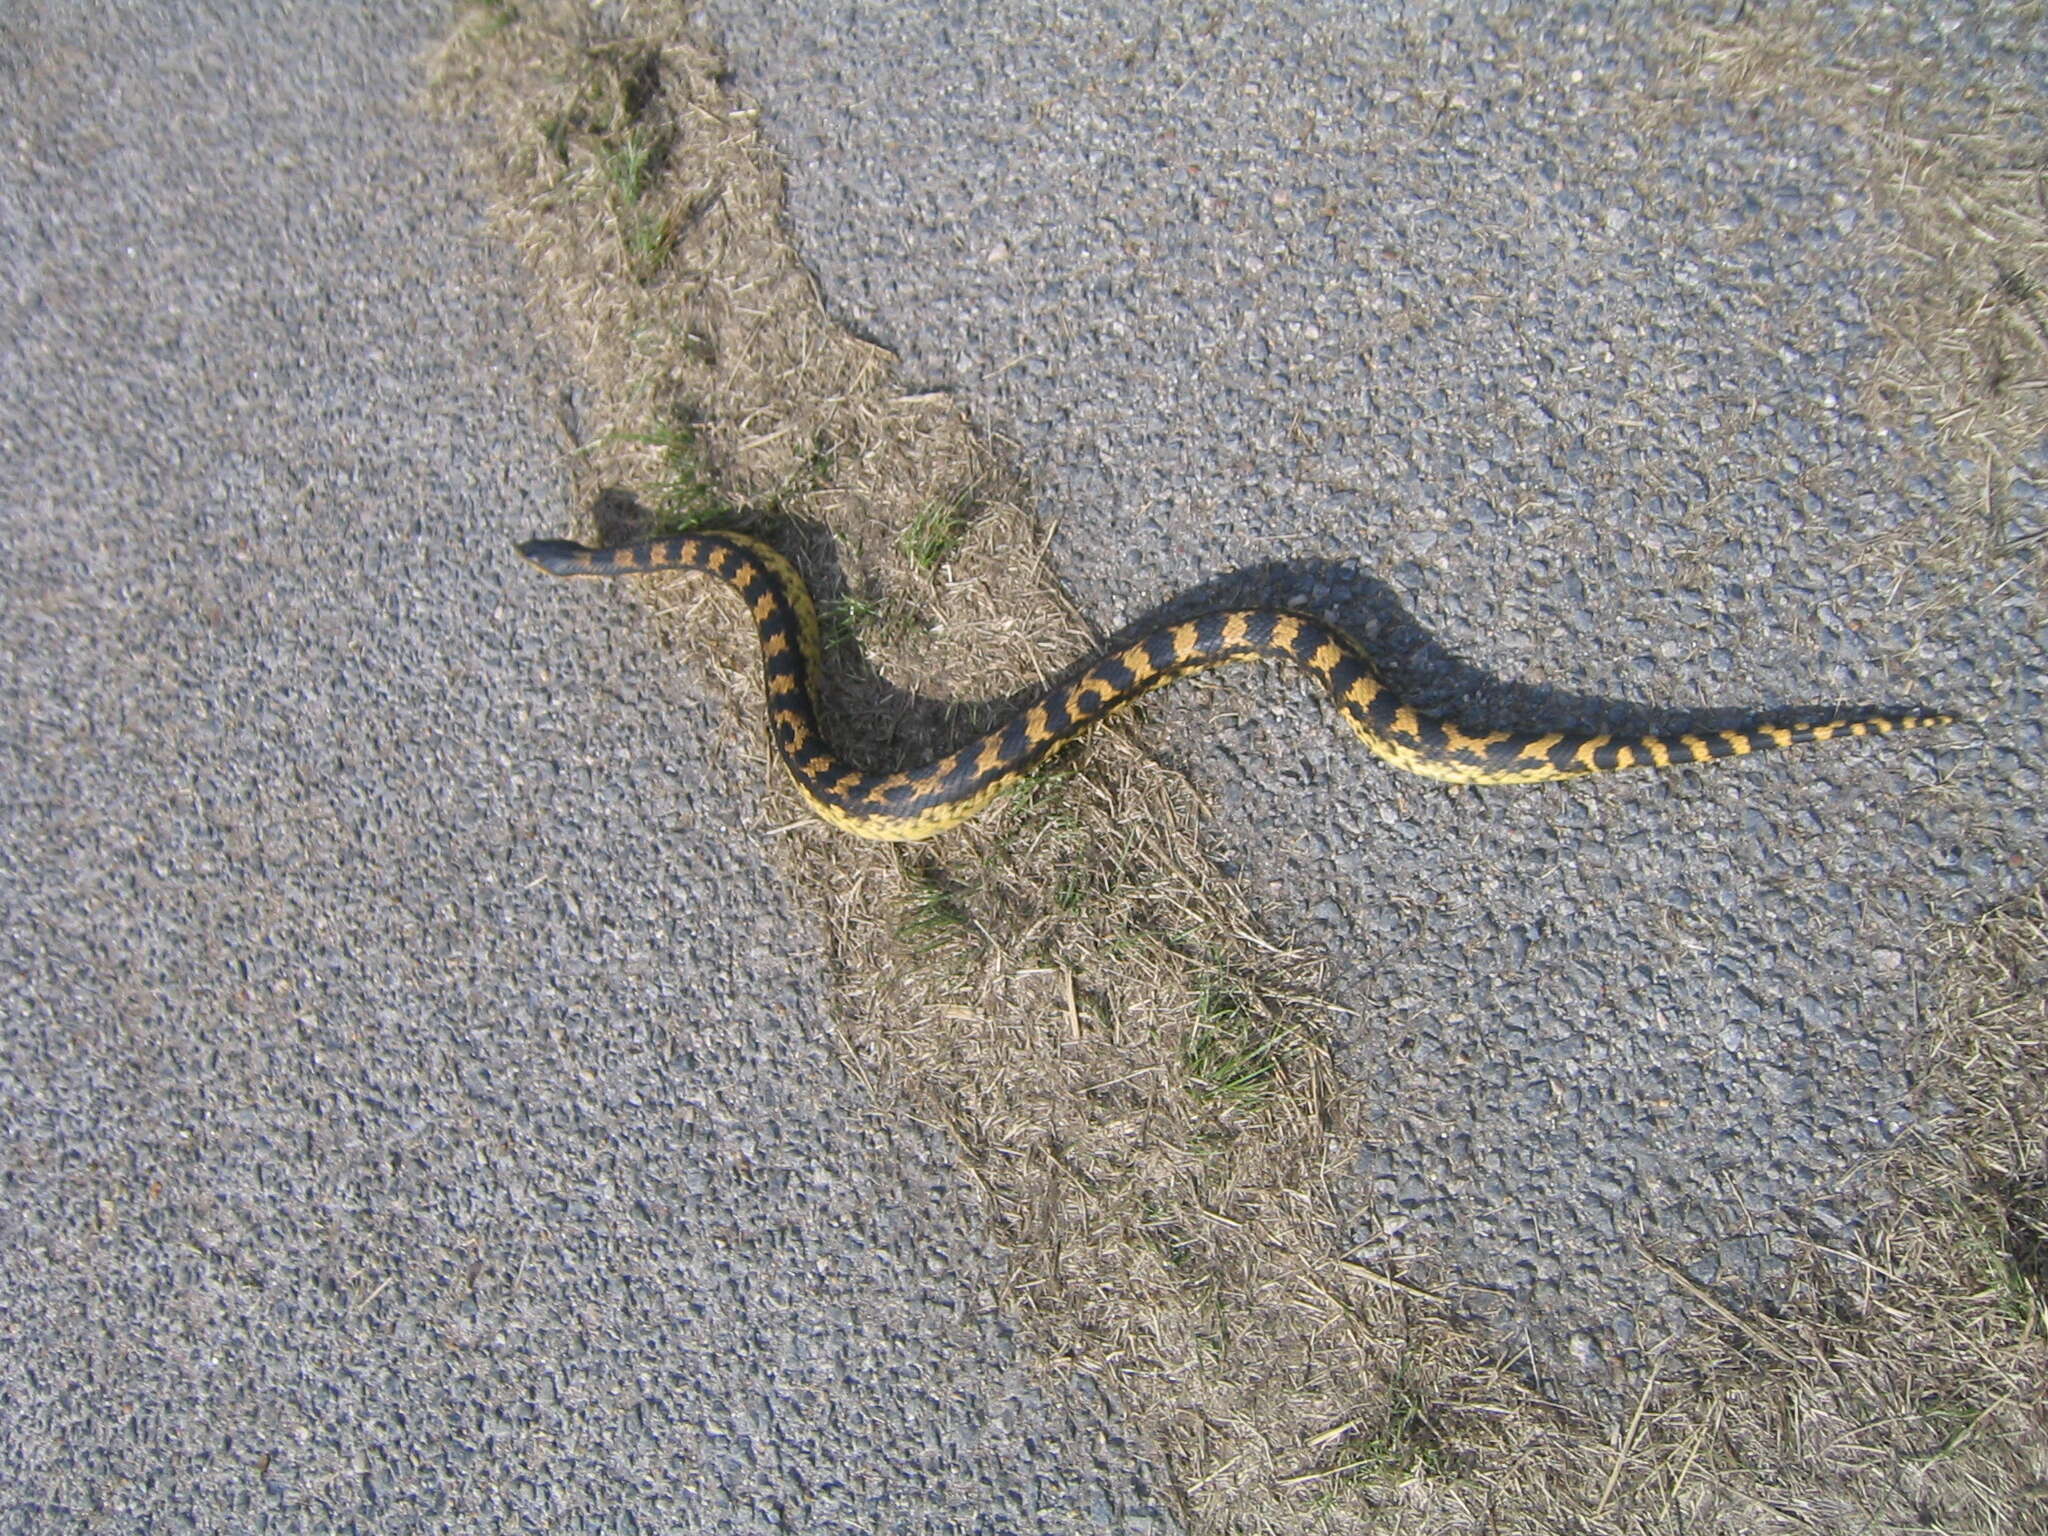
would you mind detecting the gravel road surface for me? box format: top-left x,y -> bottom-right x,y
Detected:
0,4 -> 1171,1530
703,1 -> 2047,1387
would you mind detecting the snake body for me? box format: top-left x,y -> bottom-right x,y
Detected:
518,531 -> 1954,841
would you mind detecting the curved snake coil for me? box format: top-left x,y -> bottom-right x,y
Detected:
518,530 -> 1955,841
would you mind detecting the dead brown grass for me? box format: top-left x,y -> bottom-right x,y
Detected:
429,4 -> 2046,1530
1645,887 -> 2048,1534
1665,6 -> 2048,583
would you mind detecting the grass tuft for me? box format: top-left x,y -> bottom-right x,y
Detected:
618,410 -> 733,533
820,592 -> 920,653
894,863 -> 974,955
458,0 -> 519,41
819,593 -> 885,652
1319,1387 -> 1450,1488
598,121 -> 664,205
897,487 -> 972,572
1183,971 -> 1292,1106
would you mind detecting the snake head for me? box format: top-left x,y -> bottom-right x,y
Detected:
517,538 -> 595,574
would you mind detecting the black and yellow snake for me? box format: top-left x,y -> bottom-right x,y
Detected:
519,530 -> 1954,841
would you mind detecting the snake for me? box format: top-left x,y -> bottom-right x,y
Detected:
518,529 -> 1955,841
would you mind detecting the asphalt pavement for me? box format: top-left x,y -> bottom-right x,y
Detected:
0,3 -> 1172,1530
6,2 -> 2043,1527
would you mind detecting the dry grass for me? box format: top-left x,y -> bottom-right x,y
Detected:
1664,6 -> 2048,583
1638,887 -> 2048,1534
430,4 -> 2046,1530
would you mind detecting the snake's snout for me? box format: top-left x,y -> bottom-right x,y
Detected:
518,538 -> 591,574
